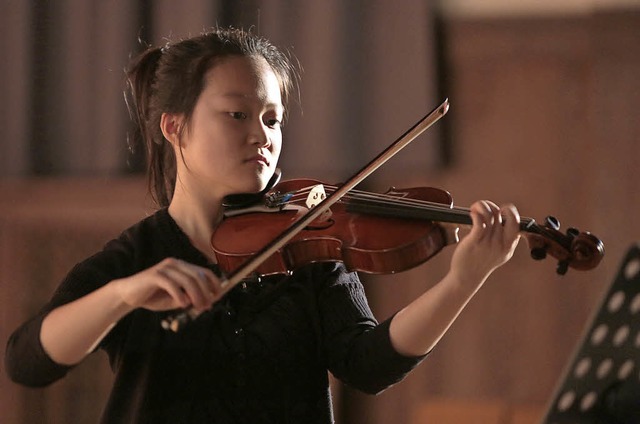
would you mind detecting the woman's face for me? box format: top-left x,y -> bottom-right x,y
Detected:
175,55 -> 283,201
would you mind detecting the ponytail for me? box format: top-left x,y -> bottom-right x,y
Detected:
125,46 -> 176,208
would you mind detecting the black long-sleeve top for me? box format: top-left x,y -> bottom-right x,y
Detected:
5,208 -> 425,423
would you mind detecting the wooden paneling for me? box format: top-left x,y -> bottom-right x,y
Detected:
1,9 -> 639,424
339,9 -> 640,424
0,178 -> 149,424
410,397 -> 545,424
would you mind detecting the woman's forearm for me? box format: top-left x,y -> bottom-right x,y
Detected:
39,282 -> 134,366
388,271 -> 485,357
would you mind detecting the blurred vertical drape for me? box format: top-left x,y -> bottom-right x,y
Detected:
0,0 -> 441,182
0,1 -> 439,423
4,2 -> 639,424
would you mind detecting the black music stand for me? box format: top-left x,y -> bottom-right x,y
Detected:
542,243 -> 640,424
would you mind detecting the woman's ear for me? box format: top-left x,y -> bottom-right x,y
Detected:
160,113 -> 184,146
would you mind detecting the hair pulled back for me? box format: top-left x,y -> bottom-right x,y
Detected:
125,27 -> 299,207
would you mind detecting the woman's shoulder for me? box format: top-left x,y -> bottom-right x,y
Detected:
111,207 -> 172,247
72,209 -> 173,278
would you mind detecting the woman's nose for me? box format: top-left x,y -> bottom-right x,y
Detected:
249,122 -> 270,147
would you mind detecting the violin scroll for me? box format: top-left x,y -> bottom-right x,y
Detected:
523,215 -> 605,275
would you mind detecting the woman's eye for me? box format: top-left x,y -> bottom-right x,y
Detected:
229,112 -> 247,120
266,118 -> 282,128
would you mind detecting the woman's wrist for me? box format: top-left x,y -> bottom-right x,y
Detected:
105,279 -> 137,318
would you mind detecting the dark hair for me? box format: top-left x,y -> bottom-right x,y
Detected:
125,27 -> 299,207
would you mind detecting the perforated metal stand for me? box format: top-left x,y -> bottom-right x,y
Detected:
542,244 -> 640,424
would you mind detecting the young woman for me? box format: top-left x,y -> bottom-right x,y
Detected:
5,27 -> 520,423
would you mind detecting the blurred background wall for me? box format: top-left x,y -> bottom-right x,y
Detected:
1,0 -> 639,423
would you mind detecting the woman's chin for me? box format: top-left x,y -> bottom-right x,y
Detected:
238,177 -> 270,195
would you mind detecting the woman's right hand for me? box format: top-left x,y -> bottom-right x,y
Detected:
39,256 -> 224,366
112,258 -> 225,314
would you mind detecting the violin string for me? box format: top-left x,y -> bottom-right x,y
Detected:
269,185 -> 576,254
266,186 -> 581,269
273,184 -> 540,232
273,185 -> 438,211
277,184 -> 472,217
278,184 -> 510,220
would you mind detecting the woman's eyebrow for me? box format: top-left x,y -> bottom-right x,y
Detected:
217,92 -> 283,110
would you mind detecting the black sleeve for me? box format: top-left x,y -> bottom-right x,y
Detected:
4,311 -> 75,387
316,264 -> 427,395
4,240 -> 134,387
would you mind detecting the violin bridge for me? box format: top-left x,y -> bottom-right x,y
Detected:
305,184 -> 332,223
305,184 -> 327,208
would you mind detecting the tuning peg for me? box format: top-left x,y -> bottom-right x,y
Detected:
556,260 -> 569,275
566,227 -> 580,238
544,216 -> 560,231
531,247 -> 547,261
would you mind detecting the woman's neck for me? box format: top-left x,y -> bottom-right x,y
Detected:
168,187 -> 225,263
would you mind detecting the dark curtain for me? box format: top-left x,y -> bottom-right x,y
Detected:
1,0 -> 442,184
0,1 -> 441,423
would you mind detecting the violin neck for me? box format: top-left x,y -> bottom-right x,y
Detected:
344,197 -> 536,233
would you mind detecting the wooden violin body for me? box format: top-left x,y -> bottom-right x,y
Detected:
213,179 -> 459,276
213,178 -> 605,277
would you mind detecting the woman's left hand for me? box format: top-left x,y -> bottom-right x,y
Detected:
450,200 -> 521,285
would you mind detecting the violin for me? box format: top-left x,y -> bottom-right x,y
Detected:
161,99 -> 604,332
213,178 -> 604,277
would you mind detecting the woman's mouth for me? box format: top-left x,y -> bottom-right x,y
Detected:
247,154 -> 269,166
